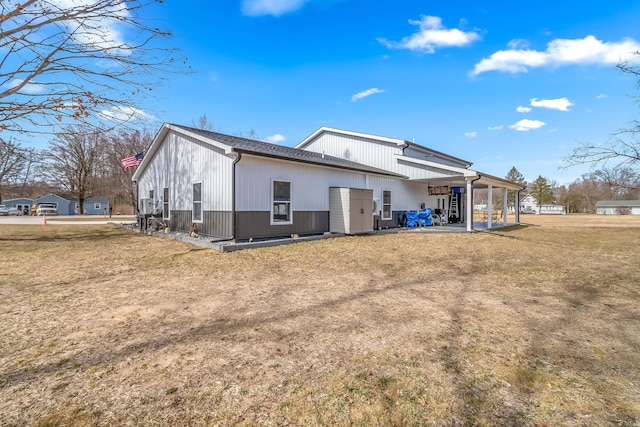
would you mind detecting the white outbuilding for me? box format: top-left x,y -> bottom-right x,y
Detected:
132,124 -> 525,240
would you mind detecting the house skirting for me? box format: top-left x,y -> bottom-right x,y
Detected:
167,209 -> 414,241
235,211 -> 329,240
169,210 -> 233,238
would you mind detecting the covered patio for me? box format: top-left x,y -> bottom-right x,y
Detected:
396,154 -> 526,232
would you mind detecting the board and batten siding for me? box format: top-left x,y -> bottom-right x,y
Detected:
396,158 -> 463,181
367,175 -> 427,212
235,155 -> 371,211
137,131 -> 235,212
299,131 -> 402,174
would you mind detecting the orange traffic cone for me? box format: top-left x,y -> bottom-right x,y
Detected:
42,215 -> 47,225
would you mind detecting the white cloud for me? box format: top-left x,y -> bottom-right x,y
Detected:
50,0 -> 132,55
265,133 -> 286,143
378,15 -> 481,53
509,119 -> 546,132
241,0 -> 307,16
530,97 -> 573,111
516,106 -> 532,113
351,88 -> 386,102
596,93 -> 608,99
507,39 -> 530,49
464,131 -> 477,138
488,125 -> 503,131
100,106 -> 154,122
471,35 -> 640,75
4,78 -> 45,94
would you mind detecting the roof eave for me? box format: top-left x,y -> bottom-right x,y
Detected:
236,149 -> 407,179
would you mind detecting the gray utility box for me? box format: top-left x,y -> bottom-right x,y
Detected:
329,187 -> 374,234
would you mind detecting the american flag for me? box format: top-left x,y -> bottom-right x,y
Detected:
121,152 -> 144,168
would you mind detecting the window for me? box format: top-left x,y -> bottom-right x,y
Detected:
163,187 -> 169,219
271,180 -> 291,224
149,189 -> 154,199
193,182 -> 202,222
94,203 -> 101,210
382,190 -> 391,219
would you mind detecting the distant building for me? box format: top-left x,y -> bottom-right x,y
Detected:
539,204 -> 566,215
2,198 -> 34,215
34,194 -> 77,215
82,196 -> 110,215
520,194 -> 538,214
596,200 -> 640,215
520,194 -> 565,215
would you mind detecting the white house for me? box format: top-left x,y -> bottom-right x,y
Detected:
520,194 -> 538,214
519,194 -> 566,215
132,124 -> 525,240
596,200 -> 640,215
539,204 -> 566,215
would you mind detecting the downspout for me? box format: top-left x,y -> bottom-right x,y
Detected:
231,151 -> 242,240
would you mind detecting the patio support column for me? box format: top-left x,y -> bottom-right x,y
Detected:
466,178 -> 473,232
503,187 -> 508,225
515,190 -> 521,224
487,184 -> 493,229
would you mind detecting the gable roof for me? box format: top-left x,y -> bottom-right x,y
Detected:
296,126 -> 473,167
133,123 -> 406,180
85,195 -> 109,203
34,193 -> 76,203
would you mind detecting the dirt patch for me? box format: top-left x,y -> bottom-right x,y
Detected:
0,217 -> 639,426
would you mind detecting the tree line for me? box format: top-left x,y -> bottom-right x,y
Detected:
490,164 -> 639,214
0,126 -> 152,213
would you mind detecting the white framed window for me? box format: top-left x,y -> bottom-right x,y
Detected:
193,182 -> 202,223
149,189 -> 154,199
271,180 -> 292,225
382,190 -> 391,220
94,203 -> 101,210
163,187 -> 170,219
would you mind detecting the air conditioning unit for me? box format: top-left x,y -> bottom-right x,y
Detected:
139,198 -> 154,215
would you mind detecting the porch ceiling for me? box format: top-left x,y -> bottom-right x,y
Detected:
410,175 -> 525,191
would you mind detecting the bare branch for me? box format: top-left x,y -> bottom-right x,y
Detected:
0,0 -> 189,135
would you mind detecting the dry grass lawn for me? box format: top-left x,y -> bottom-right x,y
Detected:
1,215 -> 639,426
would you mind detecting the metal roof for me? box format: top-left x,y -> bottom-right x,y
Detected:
170,124 -> 406,178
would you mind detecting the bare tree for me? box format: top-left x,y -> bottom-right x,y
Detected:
44,125 -> 105,214
0,138 -> 41,202
564,51 -> 640,169
101,127 -> 153,211
0,138 -> 25,202
192,114 -> 215,131
0,0 -> 188,135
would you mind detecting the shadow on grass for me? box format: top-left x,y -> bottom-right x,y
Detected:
0,226 -> 137,244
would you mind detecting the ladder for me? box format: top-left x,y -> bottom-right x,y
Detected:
449,194 -> 459,219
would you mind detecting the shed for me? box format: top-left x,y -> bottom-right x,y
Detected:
596,200 -> 640,215
329,187 -> 374,234
83,196 -> 110,215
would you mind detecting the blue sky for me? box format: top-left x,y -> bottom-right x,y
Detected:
15,0 -> 640,185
